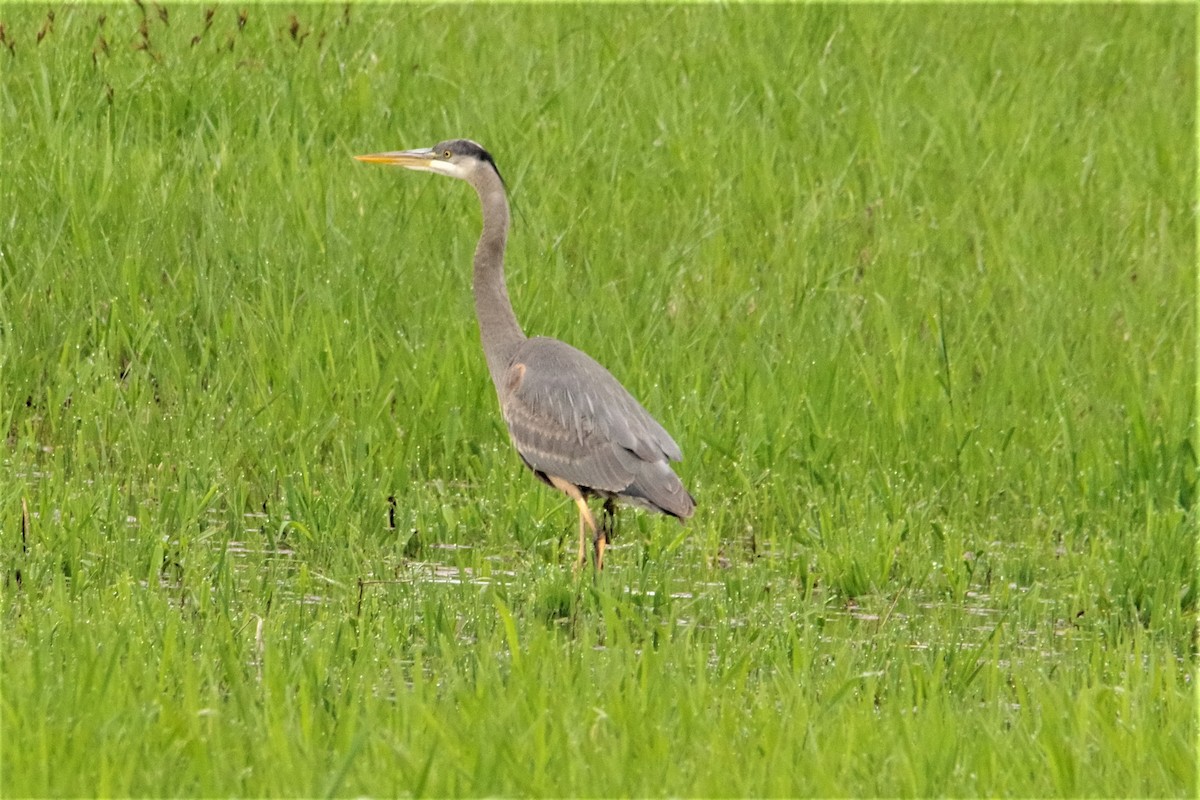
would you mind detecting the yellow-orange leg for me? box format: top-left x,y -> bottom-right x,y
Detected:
594,526 -> 606,571
548,475 -> 604,571
573,497 -> 602,571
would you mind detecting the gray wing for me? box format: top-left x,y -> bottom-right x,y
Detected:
496,336 -> 694,519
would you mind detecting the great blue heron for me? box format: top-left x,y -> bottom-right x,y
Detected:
355,139 -> 694,570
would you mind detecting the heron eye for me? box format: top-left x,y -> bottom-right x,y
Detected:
442,149 -> 452,159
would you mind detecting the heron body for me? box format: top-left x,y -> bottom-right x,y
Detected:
355,139 -> 694,569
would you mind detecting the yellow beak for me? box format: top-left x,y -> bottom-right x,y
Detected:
353,148 -> 436,168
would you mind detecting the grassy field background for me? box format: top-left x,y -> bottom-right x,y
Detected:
2,4 -> 1195,796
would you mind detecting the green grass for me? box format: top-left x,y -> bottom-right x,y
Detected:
2,3 -> 1195,796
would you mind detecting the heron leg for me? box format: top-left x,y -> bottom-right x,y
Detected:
576,507 -> 587,570
601,498 -> 618,541
547,475 -> 601,571
573,496 -> 600,571
594,527 -> 606,571
593,498 -> 618,571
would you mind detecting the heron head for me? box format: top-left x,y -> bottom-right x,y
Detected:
355,138 -> 503,184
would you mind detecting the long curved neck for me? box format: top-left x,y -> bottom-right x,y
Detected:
469,167 -> 526,391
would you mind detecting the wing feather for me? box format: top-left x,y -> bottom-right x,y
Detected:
496,337 -> 692,517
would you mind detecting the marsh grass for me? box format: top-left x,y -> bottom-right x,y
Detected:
1,4 -> 1195,797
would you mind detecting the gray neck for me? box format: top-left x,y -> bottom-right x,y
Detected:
470,167 -> 526,391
